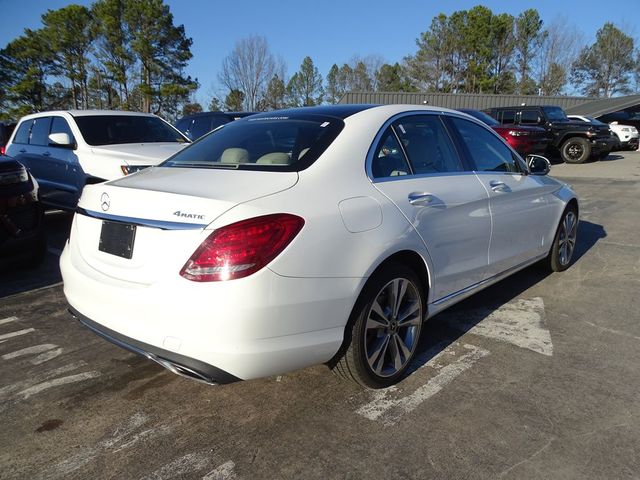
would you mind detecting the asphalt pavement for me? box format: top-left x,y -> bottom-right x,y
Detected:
0,151 -> 638,479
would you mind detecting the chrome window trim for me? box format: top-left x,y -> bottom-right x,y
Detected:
389,125 -> 414,175
77,208 -> 207,230
372,169 -> 479,184
367,111 -> 470,182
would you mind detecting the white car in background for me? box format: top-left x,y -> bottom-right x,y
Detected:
5,110 -> 190,210
61,105 -> 579,388
568,114 -> 639,151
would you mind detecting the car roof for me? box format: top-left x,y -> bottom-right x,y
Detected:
178,111 -> 234,120
249,104 -> 380,120
17,110 -> 159,121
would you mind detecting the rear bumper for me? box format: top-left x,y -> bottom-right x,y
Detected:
60,243 -> 360,381
70,307 -> 239,384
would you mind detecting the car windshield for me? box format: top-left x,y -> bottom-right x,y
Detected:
74,115 -> 188,146
543,106 -> 568,122
162,115 -> 344,172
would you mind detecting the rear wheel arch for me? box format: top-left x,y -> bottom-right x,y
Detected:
379,250 -> 431,298
566,198 -> 579,216
328,249 -> 431,370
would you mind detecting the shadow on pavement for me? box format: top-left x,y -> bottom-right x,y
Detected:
0,211 -> 72,299
599,154 -> 625,162
408,218 -> 606,373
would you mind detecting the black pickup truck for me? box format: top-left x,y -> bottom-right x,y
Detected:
485,105 -> 614,163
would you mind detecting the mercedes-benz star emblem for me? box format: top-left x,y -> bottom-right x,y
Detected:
100,192 -> 111,212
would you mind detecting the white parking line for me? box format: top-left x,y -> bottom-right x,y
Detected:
139,453 -> 211,480
19,371 -> 102,399
0,316 -> 18,325
0,328 -> 35,342
2,344 -> 59,361
440,297 -> 553,356
52,413 -> 150,478
203,461 -> 237,480
356,344 -> 490,426
0,361 -> 87,400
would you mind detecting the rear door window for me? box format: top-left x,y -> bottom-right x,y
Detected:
392,115 -> 463,174
371,128 -> 411,178
500,110 -> 516,124
13,120 -> 33,144
520,110 -> 541,125
29,117 -> 52,146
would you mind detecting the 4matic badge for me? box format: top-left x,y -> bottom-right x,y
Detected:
173,210 -> 205,220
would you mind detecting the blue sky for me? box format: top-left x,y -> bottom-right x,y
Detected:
0,0 -> 637,104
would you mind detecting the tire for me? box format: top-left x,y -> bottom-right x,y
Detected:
544,206 -> 578,272
560,137 -> 591,164
332,263 -> 424,388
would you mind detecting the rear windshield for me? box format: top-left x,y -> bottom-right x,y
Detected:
74,115 -> 188,146
162,115 -> 344,172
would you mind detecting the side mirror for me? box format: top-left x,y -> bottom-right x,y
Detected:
48,132 -> 75,149
527,154 -> 550,175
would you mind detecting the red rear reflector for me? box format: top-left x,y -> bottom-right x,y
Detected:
180,213 -> 305,282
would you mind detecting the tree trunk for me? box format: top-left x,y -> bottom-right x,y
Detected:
143,64 -> 151,113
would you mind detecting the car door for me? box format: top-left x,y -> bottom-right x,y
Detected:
19,117 -> 56,199
46,116 -> 83,208
446,116 -> 556,276
370,113 -> 491,301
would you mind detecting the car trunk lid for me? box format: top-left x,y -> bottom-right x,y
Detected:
73,167 -> 298,284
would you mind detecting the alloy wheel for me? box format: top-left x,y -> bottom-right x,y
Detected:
364,278 -> 422,378
558,211 -> 577,266
567,143 -> 584,161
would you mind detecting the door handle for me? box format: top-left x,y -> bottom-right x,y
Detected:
43,151 -> 51,157
19,149 -> 26,153
490,181 -> 508,192
408,192 -> 434,206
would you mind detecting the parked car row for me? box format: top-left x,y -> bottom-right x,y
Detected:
4,111 -> 190,211
568,115 -> 638,151
484,105 -> 616,163
0,121 -> 17,155
0,154 -> 45,267
174,111 -> 256,140
456,109 -> 551,157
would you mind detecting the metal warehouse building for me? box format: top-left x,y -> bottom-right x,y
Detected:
339,92 -> 640,119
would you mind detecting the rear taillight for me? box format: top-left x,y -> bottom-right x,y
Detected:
180,213 -> 305,282
508,130 -> 531,137
121,165 -> 149,175
0,146 -> 5,155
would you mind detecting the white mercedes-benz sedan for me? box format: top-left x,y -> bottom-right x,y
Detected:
60,105 -> 578,388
